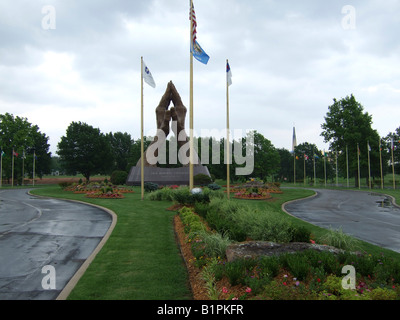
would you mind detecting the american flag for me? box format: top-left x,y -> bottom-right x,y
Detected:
190,3 -> 197,45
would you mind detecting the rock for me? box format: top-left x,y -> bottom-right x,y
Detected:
226,241 -> 344,262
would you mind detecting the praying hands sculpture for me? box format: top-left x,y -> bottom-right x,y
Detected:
137,81 -> 201,167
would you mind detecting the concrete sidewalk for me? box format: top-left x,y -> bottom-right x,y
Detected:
0,189 -> 113,300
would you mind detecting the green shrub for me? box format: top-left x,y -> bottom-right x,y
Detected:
289,226 -> 311,243
280,253 -> 310,281
223,259 -> 256,286
144,182 -> 159,192
110,170 -> 128,185
207,183 -> 221,190
172,187 -> 211,206
194,173 -> 212,185
365,287 -> 397,300
147,187 -> 174,201
258,256 -> 280,280
59,181 -> 73,189
194,202 -> 209,219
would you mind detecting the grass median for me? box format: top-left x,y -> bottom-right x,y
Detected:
31,186 -> 192,300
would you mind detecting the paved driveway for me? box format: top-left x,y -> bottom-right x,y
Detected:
0,189 -> 112,300
284,189 -> 400,253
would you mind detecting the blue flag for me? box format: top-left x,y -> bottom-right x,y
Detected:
191,40 -> 209,65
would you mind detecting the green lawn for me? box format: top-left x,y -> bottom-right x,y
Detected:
30,185 -> 400,300
31,187 -> 192,300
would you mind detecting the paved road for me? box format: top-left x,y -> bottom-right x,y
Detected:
0,189 -> 112,300
284,189 -> 400,253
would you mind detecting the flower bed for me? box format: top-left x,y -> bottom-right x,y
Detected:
175,206 -> 400,300
85,191 -> 124,199
233,188 -> 271,200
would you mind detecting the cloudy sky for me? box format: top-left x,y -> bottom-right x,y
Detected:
1,0 -> 400,156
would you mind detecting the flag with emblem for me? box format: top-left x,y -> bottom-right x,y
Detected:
142,60 -> 156,88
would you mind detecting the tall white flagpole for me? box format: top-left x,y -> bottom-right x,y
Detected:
189,0 -> 194,190
379,138 -> 383,189
346,145 -> 349,188
12,148 -> 14,187
226,59 -> 230,200
357,143 -> 361,189
392,137 -> 395,190
367,141 -> 371,189
0,150 -> 2,188
141,57 -> 145,200
33,150 -> 36,187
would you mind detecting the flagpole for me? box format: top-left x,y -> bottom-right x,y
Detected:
33,150 -> 36,187
324,149 -> 326,188
379,138 -> 383,189
304,155 -> 306,186
12,148 -> 14,187
140,56 -> 145,200
22,150 -> 25,186
313,148 -> 316,187
189,0 -> 194,190
226,59 -> 230,200
346,145 -> 349,188
335,149 -> 338,187
392,138 -> 395,190
367,141 -> 371,189
357,143 -> 360,189
0,150 -> 2,188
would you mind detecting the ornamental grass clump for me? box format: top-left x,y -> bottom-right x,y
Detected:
317,227 -> 361,251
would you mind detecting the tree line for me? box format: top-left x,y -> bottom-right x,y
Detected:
1,94 -> 399,185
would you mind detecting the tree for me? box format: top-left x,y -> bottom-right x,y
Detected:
321,95 -> 380,187
240,131 -> 280,181
0,113 -> 51,183
57,121 -> 113,182
107,131 -> 133,172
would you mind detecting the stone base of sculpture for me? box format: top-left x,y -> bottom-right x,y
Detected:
126,166 -> 211,186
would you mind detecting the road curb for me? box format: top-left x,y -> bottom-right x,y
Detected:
28,190 -> 118,300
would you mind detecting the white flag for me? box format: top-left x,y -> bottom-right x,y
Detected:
227,62 -> 232,86
142,61 -> 156,88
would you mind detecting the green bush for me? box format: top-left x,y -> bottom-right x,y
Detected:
172,187 -> 211,206
147,187 -> 174,201
289,226 -> 311,243
59,181 -> 73,189
110,170 -> 128,185
207,183 -> 221,190
144,182 -> 159,192
365,288 -> 397,300
194,173 -> 212,186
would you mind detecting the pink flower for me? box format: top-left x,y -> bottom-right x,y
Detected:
283,282 -> 287,286
245,287 -> 252,293
310,239 -> 316,244
232,297 -> 238,300
222,287 -> 228,294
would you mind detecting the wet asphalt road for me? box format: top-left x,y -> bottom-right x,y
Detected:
284,189 -> 400,253
0,189 -> 112,300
